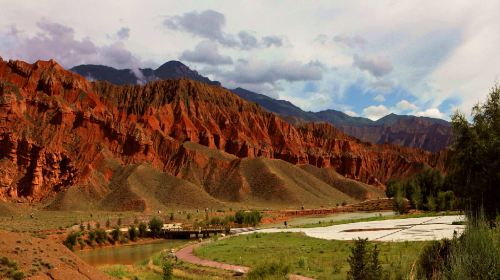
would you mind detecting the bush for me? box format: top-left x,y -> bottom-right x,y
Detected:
162,259 -> 174,280
416,212 -> 500,280
416,239 -> 452,280
94,229 -> 107,244
149,217 -> 163,238
138,222 -> 147,237
111,227 -> 121,243
63,232 -> 79,250
445,214 -> 500,280
128,225 -> 138,241
234,210 -> 262,226
247,261 -> 290,280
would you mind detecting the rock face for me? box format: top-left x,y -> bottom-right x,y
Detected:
0,59 -> 445,202
232,87 -> 453,153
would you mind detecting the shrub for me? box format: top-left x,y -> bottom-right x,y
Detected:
162,259 -> 174,280
149,217 -> 163,238
128,225 -> 138,241
234,210 -> 263,226
111,227 -> 121,243
416,239 -> 452,280
94,229 -> 107,244
63,232 -> 79,250
138,222 -> 147,237
445,214 -> 500,280
416,212 -> 500,280
247,261 -> 290,280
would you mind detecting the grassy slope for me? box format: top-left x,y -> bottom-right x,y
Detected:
43,141 -> 384,211
195,232 -> 428,280
299,164 -> 386,200
238,158 -> 357,208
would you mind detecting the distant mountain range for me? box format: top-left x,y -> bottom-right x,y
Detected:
71,61 -> 221,86
231,88 -> 452,152
71,61 -> 452,152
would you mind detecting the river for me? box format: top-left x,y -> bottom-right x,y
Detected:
76,239 -> 189,266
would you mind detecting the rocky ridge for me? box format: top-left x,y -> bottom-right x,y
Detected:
0,58 -> 445,203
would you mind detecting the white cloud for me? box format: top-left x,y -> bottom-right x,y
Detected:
1,1 -> 499,118
362,105 -> 390,120
415,108 -> 444,118
353,54 -> 393,77
395,100 -> 418,112
345,110 -> 358,117
374,95 -> 385,102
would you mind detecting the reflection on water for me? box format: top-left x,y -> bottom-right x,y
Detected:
76,239 -> 188,266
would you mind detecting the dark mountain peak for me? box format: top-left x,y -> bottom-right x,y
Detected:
153,60 -> 220,86
71,60 -> 221,86
155,60 -> 189,72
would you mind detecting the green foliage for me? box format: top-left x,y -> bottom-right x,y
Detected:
63,231 -> 80,250
128,225 -> 138,241
93,229 -> 107,244
111,227 -> 121,243
0,256 -> 22,280
138,222 -> 147,237
347,238 -> 384,280
416,239 -> 452,280
445,214 -> 500,280
386,168 -> 457,212
247,261 -> 290,280
149,217 -> 163,238
162,259 -> 174,280
416,213 -> 500,280
234,210 -> 262,226
448,84 -> 500,219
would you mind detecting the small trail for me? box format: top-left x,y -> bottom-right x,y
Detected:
175,239 -> 314,280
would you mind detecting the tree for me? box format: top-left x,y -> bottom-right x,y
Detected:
448,85 -> 500,219
128,225 -> 138,241
111,227 -> 121,243
138,222 -> 147,237
367,245 -> 382,280
149,217 -> 163,238
347,238 -> 383,280
347,238 -> 369,280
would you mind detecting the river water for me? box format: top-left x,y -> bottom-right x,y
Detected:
76,239 -> 189,266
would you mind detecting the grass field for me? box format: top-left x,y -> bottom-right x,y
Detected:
195,232 -> 429,280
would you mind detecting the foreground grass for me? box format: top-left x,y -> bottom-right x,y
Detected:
195,232 -> 429,280
296,211 -> 461,228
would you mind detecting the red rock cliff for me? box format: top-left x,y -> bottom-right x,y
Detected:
0,58 -> 445,201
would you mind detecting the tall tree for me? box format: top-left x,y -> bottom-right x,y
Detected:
448,85 -> 500,219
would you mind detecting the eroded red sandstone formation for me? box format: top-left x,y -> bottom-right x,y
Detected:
0,58 -> 445,202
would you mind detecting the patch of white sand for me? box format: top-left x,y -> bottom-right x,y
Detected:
245,215 -> 465,242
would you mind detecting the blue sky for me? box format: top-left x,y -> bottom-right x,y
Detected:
1,1 -> 499,120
